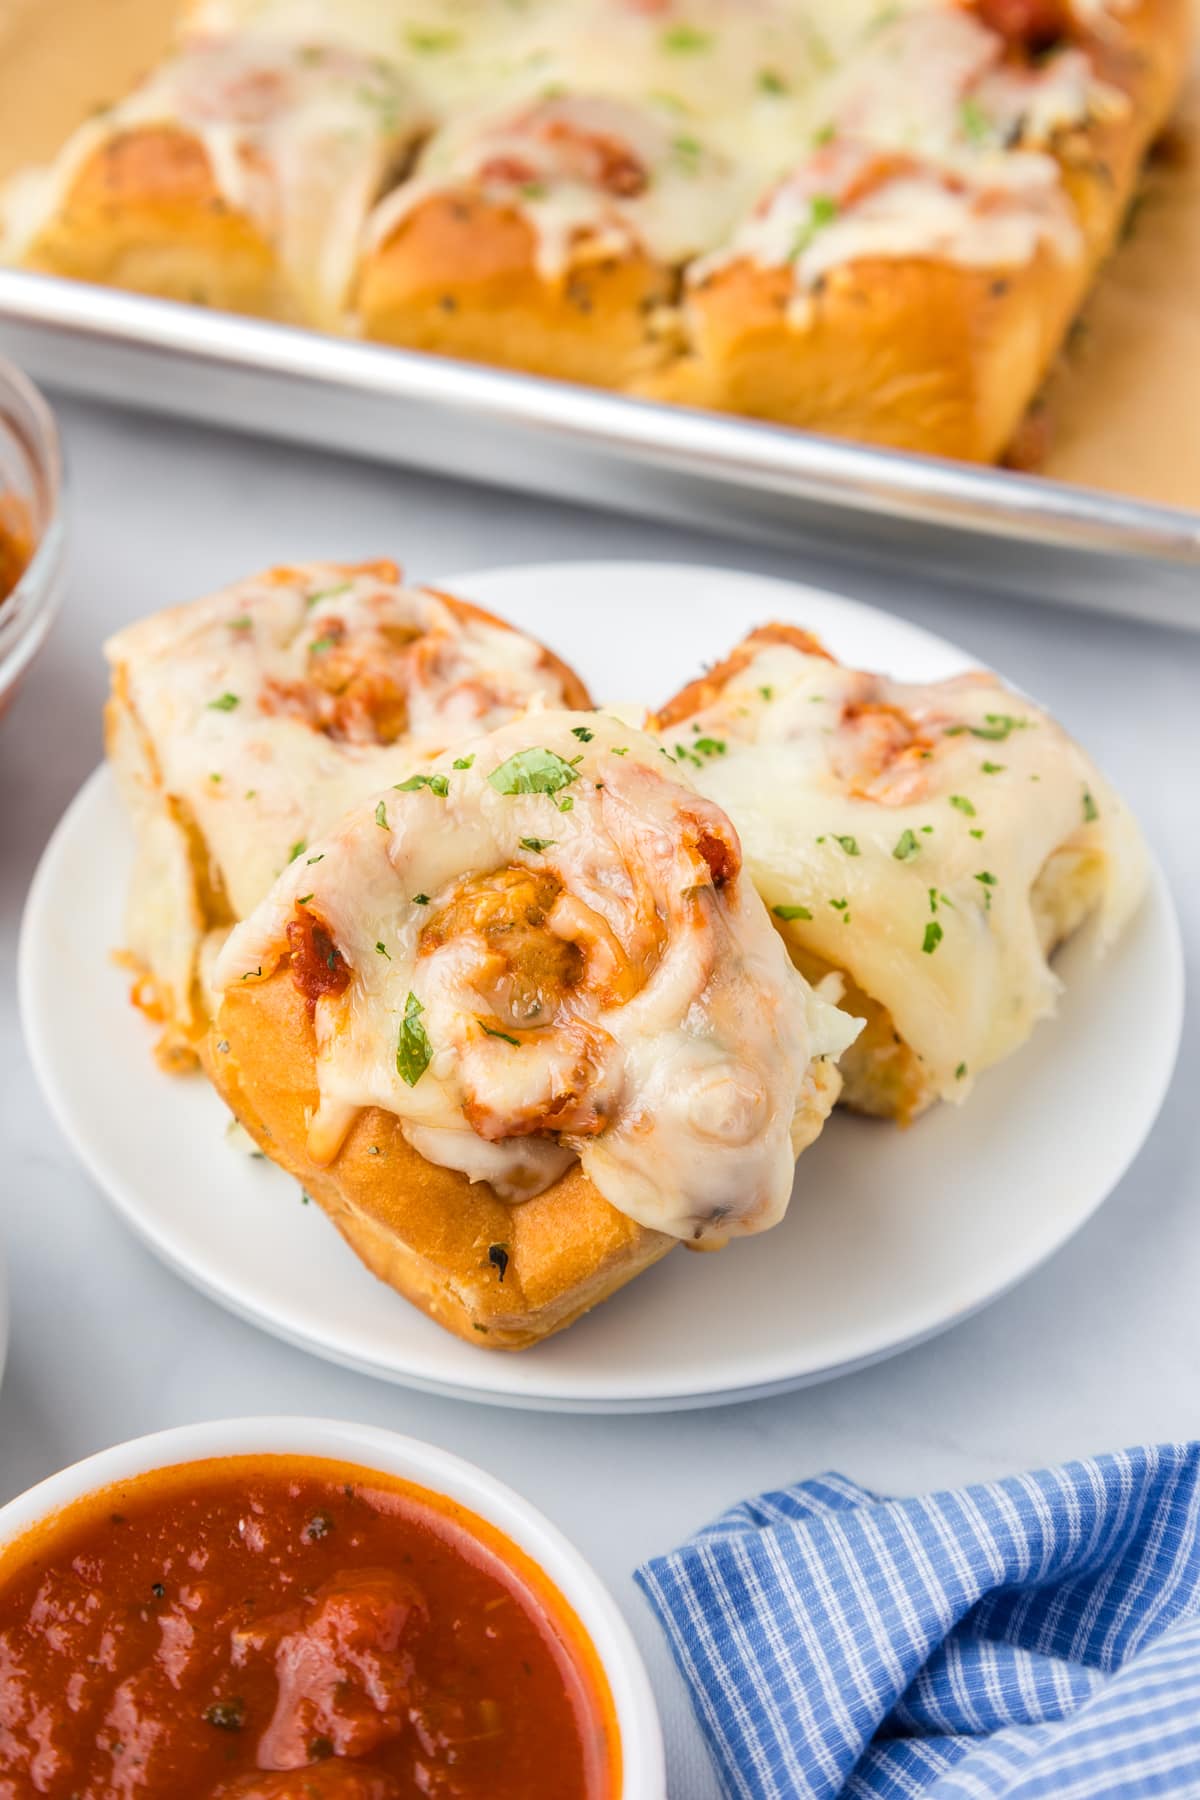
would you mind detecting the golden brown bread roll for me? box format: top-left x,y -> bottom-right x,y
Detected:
207,711 -> 859,1347
641,0 -> 1191,459
356,89 -> 742,387
6,32 -> 425,328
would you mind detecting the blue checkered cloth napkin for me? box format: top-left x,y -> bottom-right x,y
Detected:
636,1445 -> 1200,1800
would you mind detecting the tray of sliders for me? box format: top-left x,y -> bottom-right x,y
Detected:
0,0 -> 1198,625
19,558 -> 1182,1410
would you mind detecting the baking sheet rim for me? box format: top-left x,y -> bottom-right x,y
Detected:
2,267 -> 1197,564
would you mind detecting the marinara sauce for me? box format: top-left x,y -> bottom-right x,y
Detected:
0,497 -> 31,608
0,1456 -> 618,1799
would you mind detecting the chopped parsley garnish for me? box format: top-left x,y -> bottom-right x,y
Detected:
955,1062 -> 968,1080
893,829 -> 920,861
831,834 -> 859,856
929,888 -> 954,914
405,24 -> 459,51
452,753 -> 475,770
480,1022 -> 520,1047
208,692 -> 240,712
488,747 -> 580,797
758,68 -> 788,95
949,794 -> 976,816
922,921 -> 944,954
975,870 -> 997,910
519,837 -> 555,853
412,893 -> 429,905
969,828 -> 985,839
1082,789 -> 1099,823
308,635 -> 336,655
661,23 -> 712,52
959,96 -> 991,143
203,1701 -> 244,1732
811,120 -> 835,146
611,746 -> 629,756
306,581 -> 351,606
868,2 -> 903,32
396,993 -> 432,1088
306,853 -> 324,865
571,725 -> 594,742
488,1243 -> 510,1282
288,841 -> 306,863
375,800 -> 388,829
228,615 -> 252,631
395,773 -> 450,798
674,743 -> 702,768
557,795 -> 575,813
520,180 -> 548,199
790,194 -> 838,260
944,713 -> 1029,742
759,684 -> 774,701
981,761 -> 1005,775
673,133 -> 703,163
829,898 -> 850,923
297,893 -> 313,906
375,941 -> 390,958
773,903 -> 813,921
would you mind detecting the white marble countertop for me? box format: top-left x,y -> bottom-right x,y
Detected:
2,395 -> 1197,1799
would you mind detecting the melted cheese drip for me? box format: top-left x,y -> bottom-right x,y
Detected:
364,90 -> 752,279
5,0 -> 1132,303
105,562 -> 579,924
656,642 -> 1147,1100
214,713 -> 861,1240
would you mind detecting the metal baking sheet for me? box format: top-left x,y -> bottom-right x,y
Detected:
2,267 -> 1198,629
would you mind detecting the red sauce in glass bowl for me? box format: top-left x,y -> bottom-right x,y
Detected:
0,1455 -> 619,1799
0,495 -> 31,606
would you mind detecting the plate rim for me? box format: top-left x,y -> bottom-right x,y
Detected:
18,560 -> 1187,1412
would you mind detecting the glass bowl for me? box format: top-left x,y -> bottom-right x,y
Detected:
0,355 -> 65,719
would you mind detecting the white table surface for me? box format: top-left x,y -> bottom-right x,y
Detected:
2,394 -> 1197,1800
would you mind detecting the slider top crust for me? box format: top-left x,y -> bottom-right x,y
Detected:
105,559 -> 590,927
214,710 -> 860,1244
5,32 -> 426,327
652,625 -> 1147,1103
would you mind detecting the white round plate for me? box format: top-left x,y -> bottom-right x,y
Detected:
19,562 -> 1183,1412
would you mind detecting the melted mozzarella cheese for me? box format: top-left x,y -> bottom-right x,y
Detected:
106,561 -> 580,924
655,640 -> 1147,1101
6,0 -> 1136,301
170,0 -> 1118,286
214,712 -> 860,1240
364,89 -> 754,277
